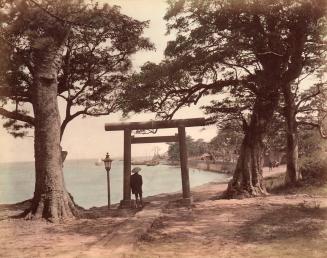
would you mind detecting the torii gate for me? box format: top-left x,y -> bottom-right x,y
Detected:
105,117 -> 206,208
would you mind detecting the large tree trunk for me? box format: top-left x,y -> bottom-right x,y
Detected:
223,94 -> 279,198
283,84 -> 301,185
24,42 -> 78,222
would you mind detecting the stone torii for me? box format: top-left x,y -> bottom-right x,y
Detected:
105,117 -> 206,208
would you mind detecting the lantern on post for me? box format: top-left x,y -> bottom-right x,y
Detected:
103,153 -> 113,209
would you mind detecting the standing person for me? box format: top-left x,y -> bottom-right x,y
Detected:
269,160 -> 273,171
130,167 -> 143,208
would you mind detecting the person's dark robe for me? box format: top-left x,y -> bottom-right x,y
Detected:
130,173 -> 143,194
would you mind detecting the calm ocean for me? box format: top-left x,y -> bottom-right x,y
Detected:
0,159 -> 229,208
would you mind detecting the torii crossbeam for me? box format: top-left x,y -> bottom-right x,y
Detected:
105,117 -> 206,208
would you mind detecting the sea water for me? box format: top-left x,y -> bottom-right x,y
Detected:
0,159 -> 229,208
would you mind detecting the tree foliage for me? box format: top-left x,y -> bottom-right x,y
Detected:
299,128 -> 327,183
209,127 -> 243,160
167,136 -> 208,160
296,80 -> 327,138
121,0 -> 326,197
122,0 -> 326,127
0,0 -> 153,221
0,0 -> 153,139
299,128 -> 327,158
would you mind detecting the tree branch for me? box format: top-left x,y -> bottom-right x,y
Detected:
0,108 -> 35,126
0,86 -> 31,102
27,0 -> 96,29
295,84 -> 321,111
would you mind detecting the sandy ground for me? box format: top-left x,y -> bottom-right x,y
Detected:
1,165 -> 327,258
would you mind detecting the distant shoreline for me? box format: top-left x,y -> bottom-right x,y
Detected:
164,159 -> 236,174
0,158 -> 235,177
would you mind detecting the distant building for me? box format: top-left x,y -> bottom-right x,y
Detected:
200,153 -> 214,161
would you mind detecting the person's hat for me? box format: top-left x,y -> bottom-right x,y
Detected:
132,167 -> 142,173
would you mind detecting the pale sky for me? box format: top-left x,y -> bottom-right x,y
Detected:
0,0 -> 218,163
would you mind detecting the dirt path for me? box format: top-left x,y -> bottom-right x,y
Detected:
80,201 -> 167,257
137,194 -> 327,258
1,165 -> 327,258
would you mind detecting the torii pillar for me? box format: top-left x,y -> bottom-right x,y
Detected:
121,129 -> 132,207
105,117 -> 206,208
178,126 -> 191,204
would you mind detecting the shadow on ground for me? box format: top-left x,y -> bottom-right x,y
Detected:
0,200 -> 31,220
237,205 -> 327,243
140,194 -> 327,248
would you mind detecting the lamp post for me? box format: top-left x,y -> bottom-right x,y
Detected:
103,153 -> 113,209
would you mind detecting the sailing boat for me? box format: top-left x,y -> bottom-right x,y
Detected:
131,147 -> 161,166
146,146 -> 160,166
145,160 -> 159,166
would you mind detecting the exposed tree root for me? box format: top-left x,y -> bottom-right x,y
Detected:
22,191 -> 82,223
221,180 -> 268,199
